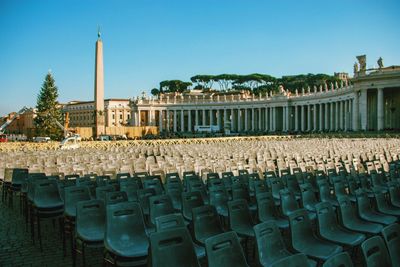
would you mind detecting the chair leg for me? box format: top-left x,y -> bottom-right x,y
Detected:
31,209 -> 35,244
72,238 -> 77,267
82,242 -> 86,267
63,219 -> 67,257
37,217 -> 42,251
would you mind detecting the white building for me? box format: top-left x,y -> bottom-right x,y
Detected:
130,59 -> 400,133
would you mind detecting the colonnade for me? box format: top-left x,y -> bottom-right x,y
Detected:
132,98 -> 356,133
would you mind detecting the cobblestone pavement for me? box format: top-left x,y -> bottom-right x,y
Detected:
0,188 -> 365,267
0,190 -> 103,267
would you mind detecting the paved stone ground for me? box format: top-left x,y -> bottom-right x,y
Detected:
0,189 -> 104,267
0,188 -> 365,267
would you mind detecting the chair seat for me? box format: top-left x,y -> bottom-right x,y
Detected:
105,235 -> 149,258
77,226 -> 105,243
321,227 -> 365,247
233,226 -> 255,238
298,239 -> 342,260
34,199 -> 64,210
378,207 -> 400,216
344,220 -> 382,234
360,211 -> 397,225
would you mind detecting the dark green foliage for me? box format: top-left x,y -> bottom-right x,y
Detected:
34,72 -> 63,140
159,73 -> 340,95
160,80 -> 192,93
151,88 -> 160,96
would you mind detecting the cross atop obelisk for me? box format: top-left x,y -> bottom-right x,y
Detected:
94,28 -> 105,138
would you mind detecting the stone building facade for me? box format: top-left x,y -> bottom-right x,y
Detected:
130,61 -> 400,133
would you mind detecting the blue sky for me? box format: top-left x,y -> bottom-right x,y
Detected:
0,0 -> 399,116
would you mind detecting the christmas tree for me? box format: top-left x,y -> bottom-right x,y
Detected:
34,72 -> 64,140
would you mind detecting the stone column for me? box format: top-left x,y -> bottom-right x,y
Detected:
244,108 -> 248,132
319,104 -> 323,131
210,109 -> 214,126
335,102 -> 339,131
258,108 -> 262,130
282,106 -> 286,132
195,109 -> 199,127
217,109 -> 221,130
202,109 -> 206,126
237,109 -> 241,132
159,110 -> 163,132
359,90 -> 367,130
339,101 -> 343,130
251,108 -> 255,131
324,103 -> 329,131
307,105 -> 311,131
313,104 -> 317,131
294,106 -> 298,132
166,110 -> 170,131
265,107 -> 269,131
344,100 -> 348,131
301,105 -> 305,132
352,92 -> 359,131
231,109 -> 235,132
173,110 -> 177,132
377,87 -> 384,131
272,107 -> 276,132
269,107 -> 273,131
181,110 -> 184,132
330,103 -> 334,131
188,110 -> 192,132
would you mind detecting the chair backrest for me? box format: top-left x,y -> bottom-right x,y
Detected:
105,191 -> 128,206
155,213 -> 186,232
150,227 -> 200,267
222,172 -> 234,179
254,221 -> 289,266
288,209 -> 314,250
96,175 -> 111,187
361,236 -> 391,267
120,182 -> 139,202
95,185 -> 115,200
280,189 -> 299,217
318,180 -> 334,202
205,231 -> 249,267
137,188 -> 156,214
182,191 -> 204,221
334,181 -> 347,197
76,199 -> 106,239
105,201 -> 148,257
209,186 -> 229,208
373,188 -> 390,210
355,189 -> 371,214
271,178 -> 284,198
381,223 -> 400,267
322,252 -> 354,267
149,194 -> 175,226
64,186 -> 91,217
337,196 -> 357,223
256,192 -> 277,222
388,185 -> 400,206
33,180 -> 63,207
269,253 -> 310,267
12,168 -> 29,186
116,172 -> 131,180
192,205 -> 223,244
143,178 -> 163,195
300,183 -> 318,209
207,172 -> 220,180
315,201 -> 338,236
228,199 -> 253,229
286,175 -> 301,192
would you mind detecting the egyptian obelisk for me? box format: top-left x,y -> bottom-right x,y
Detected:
94,28 -> 105,137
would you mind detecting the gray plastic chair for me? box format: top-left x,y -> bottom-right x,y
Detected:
361,236 -> 391,267
75,199 -> 106,267
381,223 -> 400,267
322,252 -> 354,267
104,201 -> 149,266
205,231 -> 249,267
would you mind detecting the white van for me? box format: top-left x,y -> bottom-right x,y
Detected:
33,137 -> 51,143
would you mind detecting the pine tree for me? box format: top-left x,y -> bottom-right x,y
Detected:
34,72 -> 64,140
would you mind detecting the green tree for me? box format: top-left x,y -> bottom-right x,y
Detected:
159,80 -> 192,93
151,88 -> 160,96
34,72 -> 64,140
